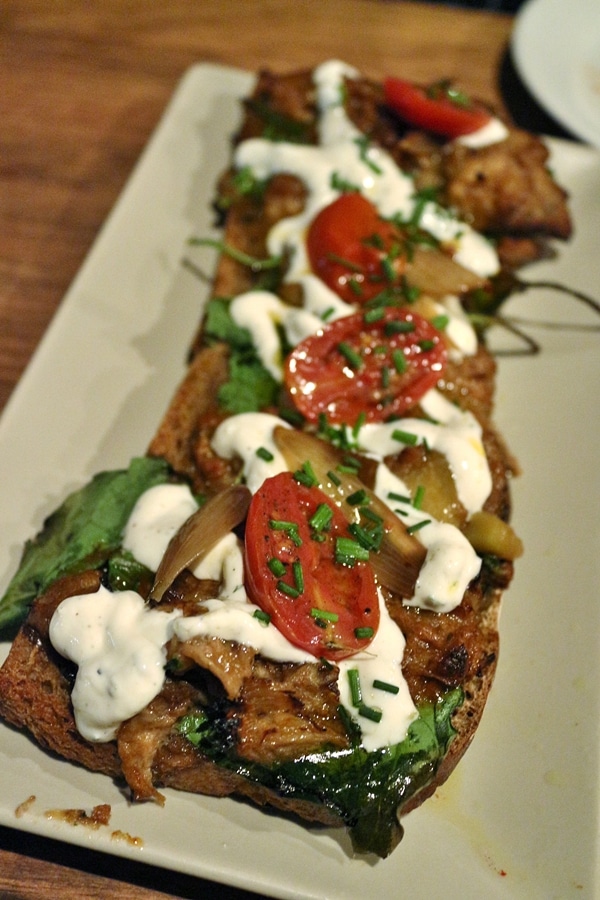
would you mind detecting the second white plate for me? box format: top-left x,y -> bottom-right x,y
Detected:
512,0 -> 600,147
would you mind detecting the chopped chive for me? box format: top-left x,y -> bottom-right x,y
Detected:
359,506 -> 384,525
267,557 -> 286,577
253,609 -> 271,626
407,519 -> 432,534
413,484 -> 426,510
341,455 -> 361,471
189,237 -> 282,271
277,580 -> 300,598
338,342 -> 363,369
381,254 -> 396,283
326,252 -> 362,273
381,365 -> 390,389
330,171 -> 359,192
292,560 -> 304,593
392,348 -> 407,374
352,411 -> 367,438
310,502 -> 334,532
310,607 -> 339,623
335,537 -> 370,566
327,468 -> 341,486
354,626 -> 375,640
256,446 -> 274,462
278,406 -> 305,427
392,428 -> 419,446
419,339 -> 436,351
294,459 -> 318,487
346,488 -> 368,507
337,703 -> 359,738
348,522 -> 382,552
358,704 -> 383,723
373,678 -> 400,695
431,314 -> 450,330
348,278 -> 364,297
384,320 -> 415,336
364,232 -> 385,251
348,668 -> 362,707
364,306 -> 385,324
354,135 -> 383,174
269,519 -> 302,546
321,306 -> 336,322
387,490 -> 411,504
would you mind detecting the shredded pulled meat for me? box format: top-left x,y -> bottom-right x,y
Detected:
118,680 -> 201,804
232,658 -> 348,764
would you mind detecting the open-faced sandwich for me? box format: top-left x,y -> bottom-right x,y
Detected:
0,60 -> 572,858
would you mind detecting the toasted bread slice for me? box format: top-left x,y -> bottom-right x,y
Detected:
0,61 -> 558,857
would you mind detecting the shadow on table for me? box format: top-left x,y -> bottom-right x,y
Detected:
0,823 -> 258,900
499,43 -> 578,142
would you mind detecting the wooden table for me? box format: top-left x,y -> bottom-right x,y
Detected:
0,2 -> 573,898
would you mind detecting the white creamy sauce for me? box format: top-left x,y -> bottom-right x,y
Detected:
49,585 -> 181,742
123,482 -> 198,572
456,116 -> 509,149
373,463 -> 481,613
337,589 -> 417,751
436,294 -> 478,358
408,521 -> 481,612
210,412 -> 291,494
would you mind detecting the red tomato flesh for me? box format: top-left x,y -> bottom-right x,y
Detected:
244,472 -> 379,661
307,193 -> 407,304
285,307 -> 446,426
384,77 -> 491,139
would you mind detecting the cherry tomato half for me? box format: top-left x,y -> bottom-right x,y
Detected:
307,193 -> 407,304
285,307 -> 447,426
384,77 -> 491,139
244,471 -> 379,661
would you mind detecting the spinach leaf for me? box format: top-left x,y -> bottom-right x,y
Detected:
183,687 -> 463,858
204,298 -> 280,414
0,456 -> 170,637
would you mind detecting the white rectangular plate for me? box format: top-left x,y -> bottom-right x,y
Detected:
1,64 -> 599,900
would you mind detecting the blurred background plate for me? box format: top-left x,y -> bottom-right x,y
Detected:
512,0 -> 600,147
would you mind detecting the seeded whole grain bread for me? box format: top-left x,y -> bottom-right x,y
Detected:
0,63 -> 570,855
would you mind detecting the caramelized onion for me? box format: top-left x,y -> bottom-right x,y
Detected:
406,246 -> 487,297
274,427 -> 426,598
149,485 -> 251,602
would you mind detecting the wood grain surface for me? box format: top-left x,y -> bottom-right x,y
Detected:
0,2 -> 571,897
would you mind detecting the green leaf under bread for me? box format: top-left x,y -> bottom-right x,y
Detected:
0,455 -> 171,637
180,686 -> 463,858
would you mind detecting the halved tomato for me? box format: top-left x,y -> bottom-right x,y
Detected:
244,471 -> 379,661
284,307 -> 446,426
306,192 -> 407,304
384,77 -> 492,139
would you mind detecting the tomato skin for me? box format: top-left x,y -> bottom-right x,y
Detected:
284,307 -> 446,426
307,193 -> 406,304
244,472 -> 379,661
383,77 -> 491,139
